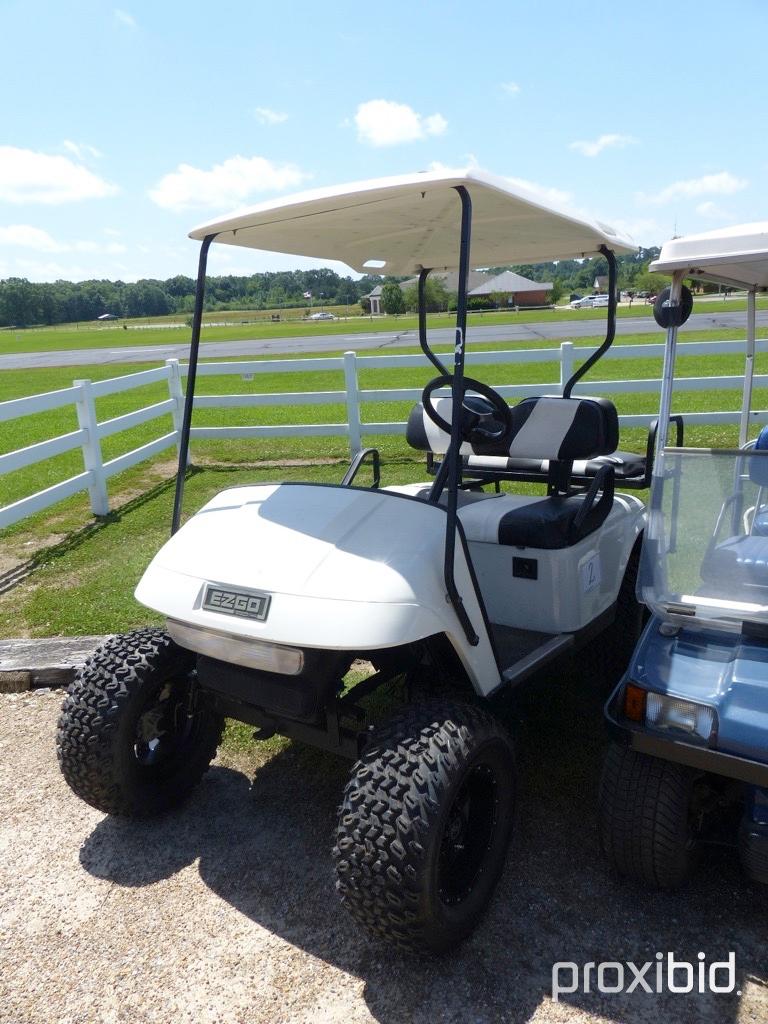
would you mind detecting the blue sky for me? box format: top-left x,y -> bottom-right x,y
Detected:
1,0 -> 765,283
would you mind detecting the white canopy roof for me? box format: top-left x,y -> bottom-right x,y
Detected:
189,169 -> 635,275
651,222 -> 768,290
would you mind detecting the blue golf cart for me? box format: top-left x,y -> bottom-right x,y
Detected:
599,222 -> 768,888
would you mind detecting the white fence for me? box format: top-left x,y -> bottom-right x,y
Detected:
1,338 -> 766,530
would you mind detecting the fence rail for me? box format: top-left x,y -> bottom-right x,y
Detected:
1,338 -> 766,530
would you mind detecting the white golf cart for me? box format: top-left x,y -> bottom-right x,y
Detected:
599,222 -> 768,889
58,170 -> 646,952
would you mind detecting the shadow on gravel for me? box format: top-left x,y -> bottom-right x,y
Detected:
80,665 -> 767,1024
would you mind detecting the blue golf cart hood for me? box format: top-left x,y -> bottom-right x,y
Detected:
631,619 -> 768,765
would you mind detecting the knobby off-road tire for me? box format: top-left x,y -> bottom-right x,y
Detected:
333,700 -> 516,953
598,741 -> 697,888
57,627 -> 224,817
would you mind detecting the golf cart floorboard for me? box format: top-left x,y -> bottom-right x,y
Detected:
490,623 -> 574,685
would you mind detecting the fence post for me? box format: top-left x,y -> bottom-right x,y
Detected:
559,341 -> 574,395
343,351 -> 362,457
73,378 -> 109,516
166,358 -> 186,461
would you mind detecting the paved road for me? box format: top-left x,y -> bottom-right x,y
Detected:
1,309 -> 764,371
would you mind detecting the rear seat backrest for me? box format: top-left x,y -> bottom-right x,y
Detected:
406,395 -> 618,461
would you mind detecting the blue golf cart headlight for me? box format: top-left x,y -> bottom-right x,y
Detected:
645,692 -> 715,743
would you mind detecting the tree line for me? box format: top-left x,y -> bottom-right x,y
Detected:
2,247 -> 719,328
0,269 -> 384,327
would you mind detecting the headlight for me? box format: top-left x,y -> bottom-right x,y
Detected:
645,692 -> 715,742
621,683 -> 715,743
167,619 -> 304,675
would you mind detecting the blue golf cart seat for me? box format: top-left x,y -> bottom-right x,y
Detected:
702,426 -> 768,585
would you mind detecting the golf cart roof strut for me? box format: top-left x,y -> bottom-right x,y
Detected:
441,185 -> 480,646
562,244 -> 617,398
418,268 -> 449,377
171,232 -> 216,535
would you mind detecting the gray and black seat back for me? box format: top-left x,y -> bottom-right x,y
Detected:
407,394 -> 618,484
406,393 -> 669,489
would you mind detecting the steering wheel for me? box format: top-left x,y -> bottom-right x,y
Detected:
422,375 -> 513,448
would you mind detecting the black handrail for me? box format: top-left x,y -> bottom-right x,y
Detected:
563,244 -> 617,398
418,268 -> 450,377
341,447 -> 381,488
171,232 -> 215,535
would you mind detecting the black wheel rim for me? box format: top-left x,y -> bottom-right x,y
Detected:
133,674 -> 201,777
437,762 -> 499,905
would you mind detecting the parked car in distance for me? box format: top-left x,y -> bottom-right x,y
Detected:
570,294 -> 610,309
308,311 -> 337,320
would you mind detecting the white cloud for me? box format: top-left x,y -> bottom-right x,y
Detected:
0,146 -> 118,204
114,8 -> 136,28
695,200 -> 731,221
0,225 -> 66,252
254,107 -> 288,125
62,140 -> 103,160
501,82 -> 521,96
148,155 -> 310,211
637,171 -> 748,206
354,100 -> 447,147
0,224 -> 126,254
609,217 -> 664,247
569,133 -> 637,157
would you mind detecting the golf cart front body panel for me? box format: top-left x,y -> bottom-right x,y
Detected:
386,483 -> 644,633
136,483 -> 501,694
627,618 -> 768,765
607,616 -> 768,785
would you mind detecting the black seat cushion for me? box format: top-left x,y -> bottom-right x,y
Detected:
497,492 -> 611,549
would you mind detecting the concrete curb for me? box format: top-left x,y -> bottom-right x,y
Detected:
0,636 -> 111,692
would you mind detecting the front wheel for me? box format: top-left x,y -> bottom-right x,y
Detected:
333,700 -> 516,953
57,627 -> 224,817
598,741 -> 697,888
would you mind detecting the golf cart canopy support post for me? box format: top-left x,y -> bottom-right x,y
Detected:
652,270 -> 685,478
172,232 -> 215,535
441,186 -> 479,646
418,268 -> 449,377
563,245 -> 617,398
740,288 -> 758,446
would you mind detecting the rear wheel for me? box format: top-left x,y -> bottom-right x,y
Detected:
598,741 -> 697,888
333,700 -> 516,953
57,627 -> 223,817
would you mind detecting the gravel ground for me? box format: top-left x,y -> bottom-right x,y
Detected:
1,679 -> 766,1024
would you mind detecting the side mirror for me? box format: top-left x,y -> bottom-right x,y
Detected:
653,285 -> 693,328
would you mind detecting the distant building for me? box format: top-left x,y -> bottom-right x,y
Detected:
469,271 -> 553,307
365,285 -> 383,314
364,269 -> 552,312
593,276 -> 609,293
398,270 -> 493,294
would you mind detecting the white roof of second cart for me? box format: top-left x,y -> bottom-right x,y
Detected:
188,169 -> 635,275
651,222 -> 768,290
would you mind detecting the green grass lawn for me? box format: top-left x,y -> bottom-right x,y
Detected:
2,295 -> 765,354
2,322 -> 768,639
